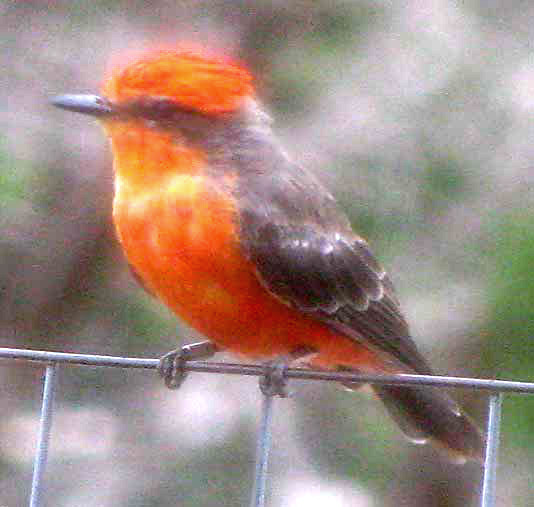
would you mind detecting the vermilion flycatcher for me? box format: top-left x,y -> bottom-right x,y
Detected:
53,50 -> 483,462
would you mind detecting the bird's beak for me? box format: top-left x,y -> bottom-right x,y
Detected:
51,94 -> 114,117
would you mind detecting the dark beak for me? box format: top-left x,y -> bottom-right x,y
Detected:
51,94 -> 114,117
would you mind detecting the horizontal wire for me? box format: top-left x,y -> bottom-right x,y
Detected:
1,346 -> 533,394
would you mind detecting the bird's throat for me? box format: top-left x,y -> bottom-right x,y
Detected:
103,120 -> 204,192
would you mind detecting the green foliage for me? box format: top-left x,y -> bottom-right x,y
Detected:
332,156 -> 419,257
418,154 -> 471,216
127,426 -> 253,507
0,138 -> 32,206
296,387 -> 400,492
482,212 -> 534,378
0,137 -> 63,212
268,3 -> 382,119
104,293 -> 179,354
304,3 -> 380,49
481,211 -> 534,450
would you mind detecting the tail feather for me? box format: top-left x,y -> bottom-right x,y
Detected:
372,384 -> 484,463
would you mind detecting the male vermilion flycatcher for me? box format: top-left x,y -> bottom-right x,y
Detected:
53,49 -> 483,462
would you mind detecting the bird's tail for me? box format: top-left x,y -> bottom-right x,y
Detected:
369,383 -> 484,463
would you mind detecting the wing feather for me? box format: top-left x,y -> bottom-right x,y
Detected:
236,158 -> 431,374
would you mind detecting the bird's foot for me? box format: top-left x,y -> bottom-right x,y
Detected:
258,346 -> 318,398
259,360 -> 290,398
158,341 -> 218,389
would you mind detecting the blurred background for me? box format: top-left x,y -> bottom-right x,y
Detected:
1,1 -> 533,506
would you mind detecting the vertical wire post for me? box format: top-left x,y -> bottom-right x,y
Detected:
250,392 -> 275,507
30,363 -> 59,507
480,392 -> 503,507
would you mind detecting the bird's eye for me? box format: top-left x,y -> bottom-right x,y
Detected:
133,97 -> 179,120
150,98 -> 178,116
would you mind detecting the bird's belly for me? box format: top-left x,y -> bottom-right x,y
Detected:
113,176 -> 382,369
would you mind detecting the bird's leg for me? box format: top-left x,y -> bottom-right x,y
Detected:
158,341 -> 220,389
259,345 -> 317,398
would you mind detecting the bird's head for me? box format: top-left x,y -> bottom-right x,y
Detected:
52,50 -> 268,185
52,50 -> 254,121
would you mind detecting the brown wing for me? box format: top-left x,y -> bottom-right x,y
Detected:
235,156 -> 431,375
242,221 -> 431,373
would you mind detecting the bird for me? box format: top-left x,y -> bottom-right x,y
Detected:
52,48 -> 484,463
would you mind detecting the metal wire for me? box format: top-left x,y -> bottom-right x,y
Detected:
1,346 -> 533,507
1,347 -> 533,393
481,393 -> 503,507
250,393 -> 275,507
29,363 -> 59,507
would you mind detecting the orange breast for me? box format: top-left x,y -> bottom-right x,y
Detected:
108,123 -> 385,371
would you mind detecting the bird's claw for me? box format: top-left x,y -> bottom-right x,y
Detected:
158,349 -> 188,389
158,341 -> 218,390
259,361 -> 290,398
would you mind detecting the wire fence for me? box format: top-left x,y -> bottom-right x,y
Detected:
1,346 -> 533,507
